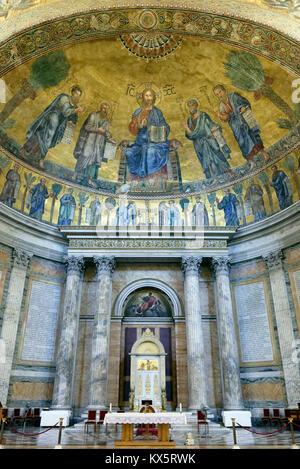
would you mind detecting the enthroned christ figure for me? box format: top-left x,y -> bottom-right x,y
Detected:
124,88 -> 170,182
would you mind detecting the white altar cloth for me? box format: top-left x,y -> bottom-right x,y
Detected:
104,412 -> 187,425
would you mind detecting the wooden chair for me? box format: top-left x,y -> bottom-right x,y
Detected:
262,408 -> 272,426
1,408 -> 8,422
272,408 -> 281,426
137,405 -> 157,437
281,409 -> 290,425
12,408 -> 24,426
97,410 -> 108,432
24,408 -> 34,424
32,408 -> 41,426
84,410 -> 97,433
197,410 -> 209,436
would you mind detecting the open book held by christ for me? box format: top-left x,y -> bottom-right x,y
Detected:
149,125 -> 167,143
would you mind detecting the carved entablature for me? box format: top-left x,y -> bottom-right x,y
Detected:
263,250 -> 283,272
68,238 -> 227,250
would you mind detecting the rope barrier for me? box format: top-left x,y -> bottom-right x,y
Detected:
236,421 -> 291,436
4,420 -> 59,437
292,421 -> 300,428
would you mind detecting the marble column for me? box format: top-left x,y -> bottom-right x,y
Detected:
88,255 -> 115,409
52,255 -> 84,409
212,256 -> 244,410
263,250 -> 300,408
181,256 -> 208,410
0,248 -> 32,405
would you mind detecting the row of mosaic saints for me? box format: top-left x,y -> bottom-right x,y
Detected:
0,157 -> 295,227
0,82 -> 296,226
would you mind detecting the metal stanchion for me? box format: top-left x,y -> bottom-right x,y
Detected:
54,417 -> 64,449
0,417 -> 6,449
231,418 -> 240,449
289,418 -> 299,449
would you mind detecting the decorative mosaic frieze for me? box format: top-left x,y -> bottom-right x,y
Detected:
0,9 -> 299,77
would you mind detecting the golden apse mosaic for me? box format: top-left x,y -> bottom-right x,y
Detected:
0,5 -> 299,228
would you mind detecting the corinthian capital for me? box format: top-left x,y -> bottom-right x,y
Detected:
12,248 -> 32,270
181,256 -> 202,276
66,256 -> 85,275
94,256 -> 116,278
263,250 -> 283,272
212,256 -> 231,275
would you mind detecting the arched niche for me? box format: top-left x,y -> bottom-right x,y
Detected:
129,328 -> 167,412
113,279 -> 183,318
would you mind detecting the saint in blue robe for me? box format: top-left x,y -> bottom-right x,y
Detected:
224,93 -> 264,160
125,106 -> 170,178
217,193 -> 239,226
23,94 -> 78,160
185,112 -> 231,179
29,183 -> 49,220
271,170 -> 293,210
58,193 -> 76,225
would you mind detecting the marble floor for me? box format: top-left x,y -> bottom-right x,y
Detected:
1,420 -> 299,449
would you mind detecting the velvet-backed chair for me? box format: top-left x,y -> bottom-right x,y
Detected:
84,410 -> 97,433
97,410 -> 108,432
197,410 -> 209,436
262,408 -> 272,426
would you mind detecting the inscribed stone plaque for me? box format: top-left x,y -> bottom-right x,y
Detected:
22,280 -> 62,363
234,281 -> 274,363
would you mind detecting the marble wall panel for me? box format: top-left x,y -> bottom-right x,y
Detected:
285,247 -> 300,265
174,322 -> 189,408
72,320 -> 93,409
11,381 -> 53,401
111,263 -> 185,311
0,249 -> 9,264
30,259 -> 66,279
199,280 -> 215,316
0,267 -> 7,307
107,322 -> 122,407
242,382 -> 284,402
230,260 -> 266,280
202,320 -> 223,408
80,279 -> 98,317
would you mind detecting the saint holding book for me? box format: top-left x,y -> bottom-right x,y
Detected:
124,88 -> 170,178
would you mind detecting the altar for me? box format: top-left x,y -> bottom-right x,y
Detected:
104,412 -> 187,447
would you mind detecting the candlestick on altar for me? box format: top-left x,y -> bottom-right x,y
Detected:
109,403 -> 112,412
180,403 -> 182,413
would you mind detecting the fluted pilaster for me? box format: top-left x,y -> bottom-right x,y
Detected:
0,248 -> 32,405
263,250 -> 300,407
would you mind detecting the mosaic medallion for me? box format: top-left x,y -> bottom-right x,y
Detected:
120,32 -> 183,60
